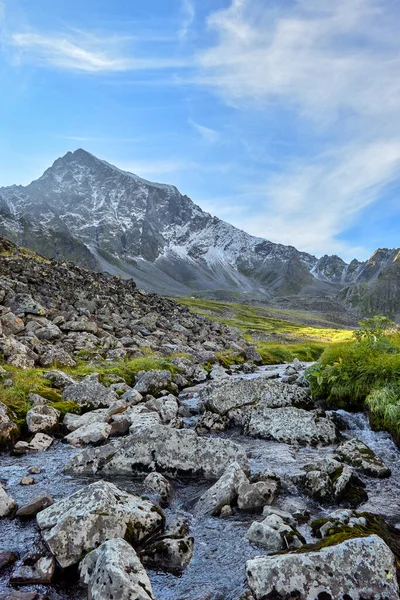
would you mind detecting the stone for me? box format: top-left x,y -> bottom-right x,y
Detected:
0,550 -> 17,570
202,376 -> 312,417
195,463 -> 248,516
237,478 -> 278,511
0,401 -> 18,444
195,411 -> 229,434
16,493 -> 54,518
335,438 -> 391,477
134,370 -> 172,395
120,388 -> 143,406
0,483 -> 16,516
246,535 -> 399,600
62,374 -> 118,408
144,472 -> 172,506
36,480 -> 164,568
0,336 -> 36,368
26,404 -> 60,434
1,311 -> 25,336
29,466 -> 41,474
145,394 -> 178,423
39,347 -> 76,368
303,459 -> 368,506
80,538 -> 153,600
247,407 -> 337,446
244,346 -> 262,364
63,409 -> 109,431
28,393 -> 49,406
61,319 -> 98,333
64,422 -> 112,446
142,535 -> 194,571
10,556 -> 55,584
20,477 -> 35,485
9,293 -> 47,317
44,369 -> 77,389
65,424 -> 250,480
246,514 -> 303,552
0,593 -> 45,600
191,364 -> 208,383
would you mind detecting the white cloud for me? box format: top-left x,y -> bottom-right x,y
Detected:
9,30 -> 189,73
189,119 -> 220,142
194,0 -> 400,258
179,0 -> 195,42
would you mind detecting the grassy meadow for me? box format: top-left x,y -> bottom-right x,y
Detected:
176,297 -> 353,364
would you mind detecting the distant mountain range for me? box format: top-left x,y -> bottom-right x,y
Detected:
0,149 -> 399,318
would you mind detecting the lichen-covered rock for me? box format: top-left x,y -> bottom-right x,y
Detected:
195,463 -> 248,516
62,374 -> 118,408
63,409 -> 109,432
80,538 -> 153,600
8,293 -> 47,317
134,370 -> 172,395
195,411 -> 229,434
246,513 -> 303,552
246,535 -> 399,600
65,424 -> 249,479
145,394 -> 178,423
247,407 -> 337,446
26,404 -> 60,434
36,480 -> 164,568
39,347 -> 76,368
44,370 -> 77,389
202,377 -> 312,417
237,478 -> 278,511
64,421 -> 112,446
0,401 -> 18,444
303,459 -> 368,506
335,438 -> 391,478
142,535 -> 194,571
144,472 -> 172,507
0,483 -> 16,516
0,337 -> 36,368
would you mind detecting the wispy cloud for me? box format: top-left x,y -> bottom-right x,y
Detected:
194,0 -> 400,258
9,29 -> 190,73
189,119 -> 220,142
179,0 -> 195,42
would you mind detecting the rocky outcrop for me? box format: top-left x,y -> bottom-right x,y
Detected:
246,535 -> 399,599
80,538 -> 154,600
36,480 -> 164,568
65,424 -> 249,479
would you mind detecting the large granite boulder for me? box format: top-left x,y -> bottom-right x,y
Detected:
65,424 -> 249,479
247,407 -> 337,446
246,535 -> 398,599
80,538 -> 153,600
36,480 -> 164,568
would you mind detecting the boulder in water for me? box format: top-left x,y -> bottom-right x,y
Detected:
335,438 -> 391,478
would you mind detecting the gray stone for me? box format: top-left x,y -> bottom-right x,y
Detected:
63,409 -> 109,431
65,423 -> 250,479
64,422 -> 112,446
80,538 -> 153,600
39,346 -> 76,368
247,407 -> 337,446
246,514 -> 303,552
246,535 -> 399,600
0,483 -> 16,516
143,535 -> 194,571
63,374 -> 118,408
0,401 -> 18,443
195,463 -> 248,516
134,370 -> 172,395
144,472 -> 172,506
335,438 -> 391,477
37,480 -> 164,568
26,404 -> 60,434
9,294 -> 47,317
44,370 -> 77,389
237,478 -> 278,511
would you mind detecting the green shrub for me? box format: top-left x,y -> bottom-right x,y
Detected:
366,385 -> 400,440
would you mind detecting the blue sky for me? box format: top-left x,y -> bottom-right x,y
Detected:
0,0 -> 400,261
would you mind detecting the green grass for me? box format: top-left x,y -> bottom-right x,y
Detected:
0,355 -> 182,427
176,297 -> 352,365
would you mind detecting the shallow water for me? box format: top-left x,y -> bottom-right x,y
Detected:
1,366 -> 400,599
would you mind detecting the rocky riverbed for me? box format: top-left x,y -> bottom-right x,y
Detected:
1,362 -> 400,600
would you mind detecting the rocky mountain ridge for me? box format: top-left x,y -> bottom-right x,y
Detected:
0,149 -> 399,317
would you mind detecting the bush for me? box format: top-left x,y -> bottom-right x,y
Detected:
366,385 -> 400,440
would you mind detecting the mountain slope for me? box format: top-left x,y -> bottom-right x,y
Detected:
0,149 -> 398,318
